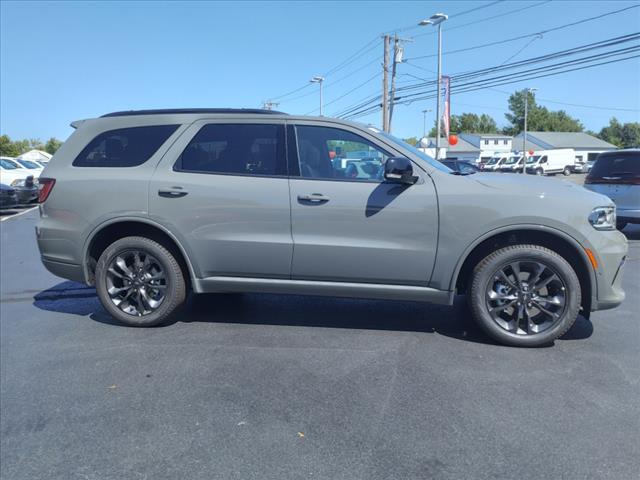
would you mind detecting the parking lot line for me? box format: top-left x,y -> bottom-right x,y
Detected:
0,206 -> 38,222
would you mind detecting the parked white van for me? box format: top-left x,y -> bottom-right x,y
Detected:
482,154 -> 509,172
499,155 -> 524,173
525,149 -> 575,176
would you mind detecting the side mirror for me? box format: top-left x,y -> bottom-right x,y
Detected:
384,157 -> 417,184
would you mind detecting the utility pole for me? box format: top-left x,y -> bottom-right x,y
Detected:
522,87 -> 537,174
262,100 -> 279,111
388,35 -> 400,132
388,35 -> 411,133
382,35 -> 390,132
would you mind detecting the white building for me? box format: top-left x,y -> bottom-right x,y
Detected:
511,132 -> 617,164
419,134 -> 513,163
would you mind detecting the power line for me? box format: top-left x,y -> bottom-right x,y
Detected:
405,4 -> 640,61
412,0 -> 553,39
304,72 -> 380,115
341,50 -> 640,119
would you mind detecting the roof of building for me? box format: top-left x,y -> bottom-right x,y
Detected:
512,131 -> 617,150
17,149 -> 52,161
421,136 -> 479,152
100,108 -> 287,117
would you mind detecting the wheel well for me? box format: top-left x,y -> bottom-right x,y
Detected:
86,221 -> 192,289
455,229 -> 592,313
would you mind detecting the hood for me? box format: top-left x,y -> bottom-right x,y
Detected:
471,173 -> 612,205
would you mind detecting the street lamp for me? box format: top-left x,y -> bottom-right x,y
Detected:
418,13 -> 448,159
421,109 -> 432,138
310,75 -> 325,116
522,87 -> 537,174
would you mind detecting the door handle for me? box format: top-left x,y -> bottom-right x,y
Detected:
158,187 -> 188,198
298,193 -> 330,204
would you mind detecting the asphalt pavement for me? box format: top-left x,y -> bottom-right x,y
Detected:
1,208 -> 639,480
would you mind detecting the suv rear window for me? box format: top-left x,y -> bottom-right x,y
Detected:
175,124 -> 285,176
73,125 -> 179,167
589,151 -> 640,179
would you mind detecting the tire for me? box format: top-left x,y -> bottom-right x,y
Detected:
563,166 -> 571,176
468,244 -> 581,347
535,168 -> 543,176
616,220 -> 628,231
95,236 -> 186,327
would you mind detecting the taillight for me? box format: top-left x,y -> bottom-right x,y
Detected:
38,178 -> 56,203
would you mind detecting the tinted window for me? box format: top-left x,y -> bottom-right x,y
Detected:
176,124 -> 285,176
73,125 -> 178,167
295,125 -> 390,181
589,151 -> 640,178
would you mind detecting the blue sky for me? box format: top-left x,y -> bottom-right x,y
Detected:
1,0 -> 639,141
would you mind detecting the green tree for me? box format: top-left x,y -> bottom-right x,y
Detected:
44,137 -> 63,154
0,135 -> 21,157
402,136 -> 419,146
427,112 -> 499,136
598,117 -> 640,148
503,89 -> 583,134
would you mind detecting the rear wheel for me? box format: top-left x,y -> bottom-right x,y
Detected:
95,236 -> 186,326
563,166 -> 572,176
469,244 -> 581,347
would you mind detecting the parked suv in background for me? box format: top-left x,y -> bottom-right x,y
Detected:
37,109 -> 627,347
585,149 -> 640,230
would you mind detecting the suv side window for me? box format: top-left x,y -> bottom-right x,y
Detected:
295,125 -> 390,181
73,125 -> 179,167
175,124 -> 286,176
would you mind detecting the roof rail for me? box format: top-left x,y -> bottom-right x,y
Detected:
100,108 -> 287,118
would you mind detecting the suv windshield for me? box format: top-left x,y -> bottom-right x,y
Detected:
589,151 -> 640,178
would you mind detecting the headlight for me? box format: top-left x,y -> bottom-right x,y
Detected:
10,179 -> 26,187
588,206 -> 616,230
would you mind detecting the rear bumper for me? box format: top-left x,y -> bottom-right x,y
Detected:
41,257 -> 85,283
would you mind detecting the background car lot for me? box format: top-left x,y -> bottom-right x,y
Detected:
1,185 -> 639,480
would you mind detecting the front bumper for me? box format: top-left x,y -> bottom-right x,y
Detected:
589,229 -> 628,311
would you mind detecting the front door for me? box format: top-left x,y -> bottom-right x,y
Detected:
149,120 -> 292,279
288,123 -> 438,286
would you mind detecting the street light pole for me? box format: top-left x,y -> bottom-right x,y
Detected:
522,87 -> 537,174
310,76 -> 325,116
418,13 -> 448,159
422,109 -> 431,138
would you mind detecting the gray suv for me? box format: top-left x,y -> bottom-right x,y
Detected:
36,109 -> 628,347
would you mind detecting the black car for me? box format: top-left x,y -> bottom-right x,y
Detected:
441,159 -> 480,174
11,176 -> 39,204
0,183 -> 19,210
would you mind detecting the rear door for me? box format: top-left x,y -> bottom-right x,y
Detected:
149,119 -> 292,279
287,121 -> 438,286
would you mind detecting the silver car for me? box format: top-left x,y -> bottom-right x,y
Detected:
36,109 -> 628,347
584,149 -> 640,230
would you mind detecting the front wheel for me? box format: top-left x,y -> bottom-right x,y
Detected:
563,166 -> 572,176
469,245 -> 581,347
535,168 -> 543,176
95,236 -> 186,326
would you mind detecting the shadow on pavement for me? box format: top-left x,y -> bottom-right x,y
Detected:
33,280 -> 593,346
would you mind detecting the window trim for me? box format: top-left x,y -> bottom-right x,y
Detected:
172,122 -> 287,177
289,124 -> 394,184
